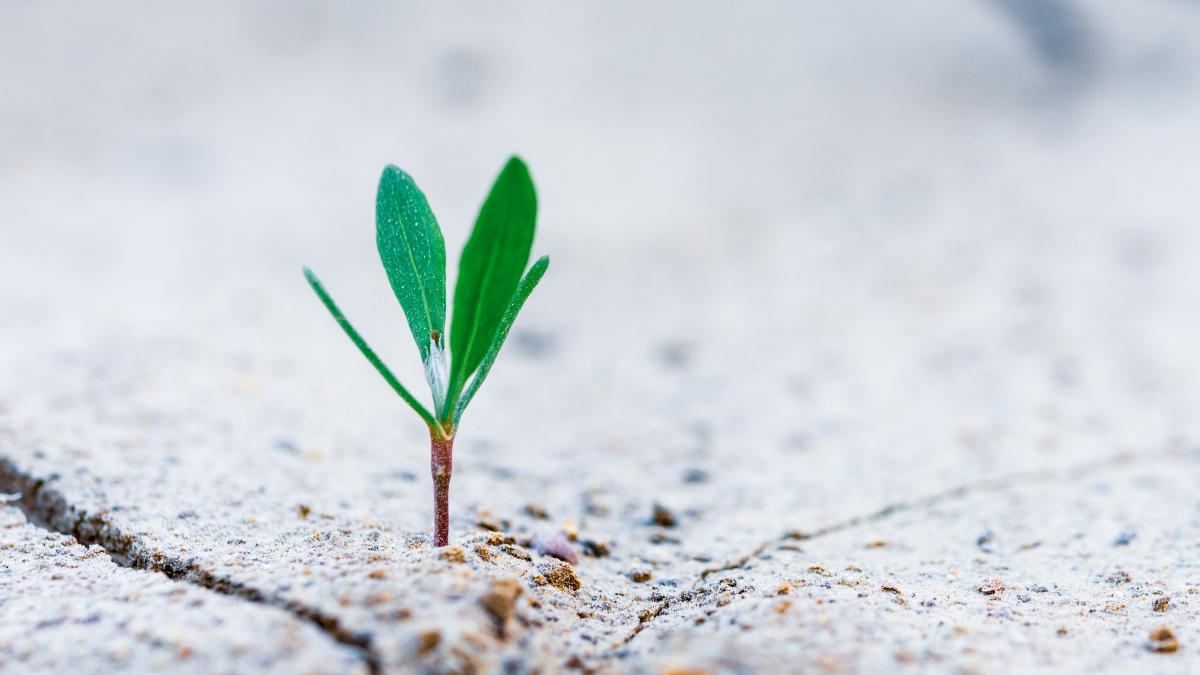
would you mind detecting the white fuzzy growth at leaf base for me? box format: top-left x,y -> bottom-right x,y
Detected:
424,338 -> 449,414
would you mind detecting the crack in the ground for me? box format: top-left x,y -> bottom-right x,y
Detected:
613,449 -> 1147,650
605,598 -> 670,652
0,457 -> 382,675
3,438 -> 1178,668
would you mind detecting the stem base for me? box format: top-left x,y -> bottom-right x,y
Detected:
430,434 -> 454,546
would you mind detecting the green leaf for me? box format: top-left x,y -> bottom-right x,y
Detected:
447,157 -> 537,414
452,256 -> 549,425
375,166 -> 447,362
303,267 -> 446,437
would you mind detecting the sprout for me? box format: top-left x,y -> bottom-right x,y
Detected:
304,157 -> 548,546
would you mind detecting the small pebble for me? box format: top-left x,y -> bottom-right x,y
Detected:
500,544 -> 532,561
1106,570 -> 1132,584
473,545 -> 493,562
581,539 -> 610,558
562,520 -> 579,541
416,630 -> 441,656
475,509 -> 505,532
536,560 -> 582,592
976,530 -> 994,552
480,578 -> 523,637
1113,530 -> 1137,546
486,532 -> 514,546
1148,626 -> 1179,653
439,546 -> 466,563
532,534 -> 578,564
524,504 -> 549,519
651,503 -> 677,528
978,578 -> 1005,596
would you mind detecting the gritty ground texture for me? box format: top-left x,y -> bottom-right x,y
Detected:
3,1 -> 1200,673
0,504 -> 366,674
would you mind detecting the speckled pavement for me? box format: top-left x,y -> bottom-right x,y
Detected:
627,450 -> 1199,674
0,504 -> 366,674
3,2 -> 1200,673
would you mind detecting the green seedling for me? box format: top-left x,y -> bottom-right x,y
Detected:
304,157 -> 548,546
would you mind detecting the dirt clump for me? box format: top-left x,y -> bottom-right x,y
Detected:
978,578 -> 1005,596
629,569 -> 652,583
1148,626 -> 1179,653
485,531 -> 514,546
536,560 -> 582,592
480,578 -> 524,637
524,504 -> 549,519
652,503 -> 677,527
581,539 -> 610,558
500,544 -> 532,561
416,629 -> 441,656
439,546 -> 466,563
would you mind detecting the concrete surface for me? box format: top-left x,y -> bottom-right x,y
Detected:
2,1 -> 1200,673
630,451 -> 1200,674
0,504 -> 366,674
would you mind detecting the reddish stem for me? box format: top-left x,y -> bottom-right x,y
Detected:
430,432 -> 454,547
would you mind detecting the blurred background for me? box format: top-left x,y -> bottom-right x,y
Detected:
3,1 -> 1200,491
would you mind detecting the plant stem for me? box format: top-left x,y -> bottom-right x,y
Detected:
430,431 -> 454,546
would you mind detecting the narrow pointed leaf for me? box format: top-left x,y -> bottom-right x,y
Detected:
376,166 -> 447,362
452,256 -> 549,425
448,156 -> 537,410
304,267 -> 445,436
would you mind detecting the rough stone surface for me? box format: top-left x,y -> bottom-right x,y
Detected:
3,1 -> 1200,673
628,452 -> 1200,674
0,505 -> 366,674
